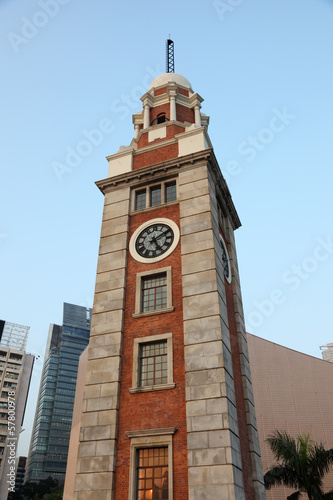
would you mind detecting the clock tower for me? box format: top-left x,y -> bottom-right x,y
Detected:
70,70 -> 266,500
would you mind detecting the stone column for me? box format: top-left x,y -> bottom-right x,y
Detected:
194,104 -> 201,126
170,95 -> 176,121
143,104 -> 150,129
179,163 -> 245,500
73,186 -> 130,500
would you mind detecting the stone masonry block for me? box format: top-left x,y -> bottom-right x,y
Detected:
88,345 -> 121,360
96,250 -> 127,274
89,310 -> 123,336
180,211 -> 212,236
188,465 -> 212,486
187,383 -> 222,401
100,216 -> 129,238
103,199 -> 130,220
81,412 -> 98,427
189,447 -> 227,467
78,442 -> 96,458
186,400 -> 206,417
74,473 -> 93,492
92,472 -> 114,491
93,288 -> 125,314
190,414 -> 223,432
187,431 -> 208,450
182,270 -> 217,297
181,230 -> 215,255
183,292 -> 220,321
207,398 -> 228,415
89,332 -> 122,348
82,425 -> 112,442
189,484 -> 231,500
185,367 -> 225,386
95,267 -> 126,288
182,249 -> 216,275
96,440 -> 116,457
180,195 -> 211,218
178,164 -> 208,186
86,396 -> 115,412
100,382 -> 119,398
184,316 -> 222,346
86,356 -> 120,385
208,430 -> 231,449
178,177 -> 209,200
98,409 -> 117,426
104,187 -> 130,206
79,456 -> 109,473
99,232 -> 128,255
211,464 -> 236,486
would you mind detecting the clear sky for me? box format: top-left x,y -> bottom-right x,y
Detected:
1,0 -> 333,456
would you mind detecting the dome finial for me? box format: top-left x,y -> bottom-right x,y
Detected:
166,38 -> 174,73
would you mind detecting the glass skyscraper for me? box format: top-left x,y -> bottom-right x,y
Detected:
25,303 -> 91,484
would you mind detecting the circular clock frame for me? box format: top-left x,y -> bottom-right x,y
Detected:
219,234 -> 232,283
129,218 -> 180,263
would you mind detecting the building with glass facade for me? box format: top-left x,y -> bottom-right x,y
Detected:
0,320 -> 34,500
25,303 -> 91,484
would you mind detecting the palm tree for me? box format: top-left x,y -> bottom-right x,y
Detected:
264,430 -> 333,499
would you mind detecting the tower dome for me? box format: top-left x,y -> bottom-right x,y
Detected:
148,72 -> 193,92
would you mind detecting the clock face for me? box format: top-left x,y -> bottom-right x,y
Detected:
135,223 -> 174,259
220,235 -> 232,283
129,218 -> 180,263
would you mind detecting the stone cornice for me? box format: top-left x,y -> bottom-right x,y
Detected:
208,150 -> 241,230
126,428 -> 177,438
96,148 -> 241,230
96,149 -> 212,193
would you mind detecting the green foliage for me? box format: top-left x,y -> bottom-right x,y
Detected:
8,476 -> 63,500
264,430 -> 333,500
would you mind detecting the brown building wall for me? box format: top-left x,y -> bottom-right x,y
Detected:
247,333 -> 333,499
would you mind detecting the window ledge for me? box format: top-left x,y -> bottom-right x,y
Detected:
132,307 -> 174,319
130,200 -> 178,215
129,383 -> 176,394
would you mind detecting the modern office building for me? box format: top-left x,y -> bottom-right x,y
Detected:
15,456 -> 27,490
0,320 -> 34,500
66,63 -> 265,500
25,303 -> 91,484
247,333 -> 333,500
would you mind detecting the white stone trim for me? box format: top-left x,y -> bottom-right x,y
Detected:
127,430 -> 175,500
130,332 -> 174,393
133,266 -> 173,316
129,219 -> 180,264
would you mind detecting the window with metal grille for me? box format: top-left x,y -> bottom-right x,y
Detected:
139,341 -> 168,387
150,185 -> 161,207
165,181 -> 176,203
135,189 -> 147,211
142,274 -> 167,312
136,447 -> 168,499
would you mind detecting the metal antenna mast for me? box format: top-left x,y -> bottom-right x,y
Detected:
166,38 -> 174,73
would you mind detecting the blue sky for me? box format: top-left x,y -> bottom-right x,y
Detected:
1,0 -> 333,455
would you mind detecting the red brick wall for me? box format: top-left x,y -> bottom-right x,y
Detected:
149,103 -> 170,126
133,143 -> 178,169
114,204 -> 188,500
154,87 -> 167,96
176,103 -> 194,124
222,234 -> 255,500
137,125 -> 184,150
178,88 -> 189,97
